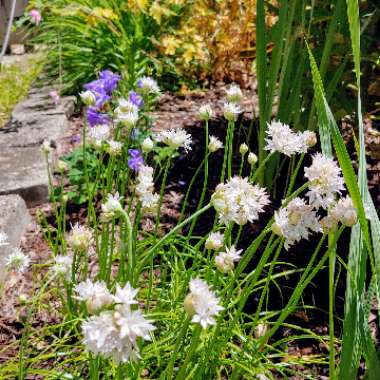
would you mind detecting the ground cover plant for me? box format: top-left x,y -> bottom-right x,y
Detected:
1,0 -> 380,379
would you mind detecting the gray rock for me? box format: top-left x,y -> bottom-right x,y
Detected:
0,146 -> 49,207
0,194 -> 30,283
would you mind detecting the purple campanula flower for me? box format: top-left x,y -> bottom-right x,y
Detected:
129,91 -> 144,108
99,70 -> 121,94
94,92 -> 111,108
128,149 -> 144,172
87,107 -> 110,127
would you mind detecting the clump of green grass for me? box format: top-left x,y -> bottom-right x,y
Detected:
0,55 -> 44,127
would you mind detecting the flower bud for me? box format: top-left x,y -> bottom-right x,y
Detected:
247,152 -> 258,165
80,90 -> 96,106
342,209 -> 357,227
199,104 -> 213,121
304,131 -> 317,147
57,160 -> 69,172
208,136 -> 223,153
271,222 -> 283,237
254,323 -> 269,339
239,143 -> 249,155
184,293 -> 196,317
41,140 -> 52,155
141,137 -> 154,153
205,232 -> 224,250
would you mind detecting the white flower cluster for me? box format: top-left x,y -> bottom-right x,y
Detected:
107,140 -> 123,156
211,176 -> 270,225
68,223 -> 93,251
136,165 -> 159,213
304,153 -> 345,209
223,102 -> 241,121
184,278 -> 224,329
265,121 -> 317,156
154,128 -> 192,152
80,90 -> 96,106
205,231 -> 224,250
115,99 -> 139,128
215,246 -> 242,273
208,135 -> 223,153
101,193 -> 124,220
272,197 -> 320,250
52,255 -> 73,280
5,248 -> 30,273
226,84 -> 243,104
88,124 -> 111,148
78,281 -> 155,363
199,104 -> 213,121
137,76 -> 160,95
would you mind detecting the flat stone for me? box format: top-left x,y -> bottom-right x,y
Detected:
0,114 -> 69,148
0,195 -> 30,283
0,146 -> 49,207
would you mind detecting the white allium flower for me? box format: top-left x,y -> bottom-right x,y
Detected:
52,255 -> 73,280
136,165 -> 159,213
208,135 -> 223,153
215,246 -> 242,273
205,231 -> 224,250
184,278 -> 223,329
41,139 -> 52,154
75,279 -> 113,313
68,223 -> 93,251
0,232 -> 9,247
239,143 -> 249,155
57,160 -> 69,172
304,153 -> 345,209
254,323 -> 269,339
154,128 -> 192,152
116,111 -> 139,128
141,137 -> 154,153
265,121 -> 308,156
80,90 -> 96,106
199,104 -> 213,120
113,282 -> 139,306
113,304 -> 155,341
330,196 -> 357,227
5,248 -> 30,273
81,285 -> 155,363
211,176 -> 270,225
223,102 -> 241,121
272,197 -> 320,250
107,140 -> 123,156
101,193 -> 123,220
116,99 -> 139,115
137,76 -> 160,95
88,124 -> 110,148
248,152 -> 258,165
226,84 -> 243,103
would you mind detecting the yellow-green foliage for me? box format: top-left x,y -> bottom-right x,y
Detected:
0,55 -> 44,127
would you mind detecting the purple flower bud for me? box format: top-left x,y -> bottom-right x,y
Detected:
86,107 -> 110,126
129,91 -> 144,108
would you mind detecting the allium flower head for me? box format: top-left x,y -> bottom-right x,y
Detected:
107,140 -> 123,156
205,231 -> 224,250
101,193 -> 123,220
272,197 -> 320,250
199,104 -> 213,120
239,143 -> 249,155
136,165 -> 159,213
265,121 -> 309,156
52,255 -> 73,280
330,196 -> 357,227
248,152 -> 258,165
29,9 -> 42,24
116,111 -> 139,128
226,84 -> 243,103
211,176 -> 270,225
88,124 -> 110,148
75,279 -> 113,313
116,99 -> 139,115
137,76 -> 160,95
80,90 -> 97,106
141,137 -> 154,153
155,128 -> 192,152
184,278 -> 223,329
304,153 -> 345,209
113,282 -> 139,305
215,245 -> 242,273
6,248 -> 30,273
68,223 -> 93,251
128,149 -> 144,172
41,139 -> 52,155
81,285 -> 155,363
223,102 -> 241,121
208,135 -> 223,153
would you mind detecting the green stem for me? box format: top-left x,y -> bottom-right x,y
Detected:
120,210 -> 134,284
